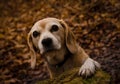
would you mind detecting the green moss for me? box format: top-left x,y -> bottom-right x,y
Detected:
36,68 -> 110,84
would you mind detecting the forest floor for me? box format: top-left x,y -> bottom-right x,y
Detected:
0,0 -> 120,84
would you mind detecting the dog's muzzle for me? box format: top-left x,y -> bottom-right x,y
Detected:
42,38 -> 55,52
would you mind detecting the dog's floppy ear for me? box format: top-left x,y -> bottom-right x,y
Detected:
59,20 -> 78,54
27,32 -> 37,69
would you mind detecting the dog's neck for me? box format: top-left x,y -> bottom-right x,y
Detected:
46,46 -> 73,66
47,51 -> 75,77
53,51 -> 71,68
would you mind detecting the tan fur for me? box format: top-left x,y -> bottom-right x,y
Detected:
27,32 -> 37,69
27,18 -> 100,78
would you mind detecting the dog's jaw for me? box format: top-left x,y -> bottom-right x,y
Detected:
78,58 -> 101,77
43,47 -> 67,65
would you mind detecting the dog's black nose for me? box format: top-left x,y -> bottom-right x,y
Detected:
42,38 -> 52,47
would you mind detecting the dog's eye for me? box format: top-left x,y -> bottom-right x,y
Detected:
33,31 -> 40,38
50,25 -> 59,32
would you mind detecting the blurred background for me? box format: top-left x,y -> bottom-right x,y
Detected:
0,0 -> 120,84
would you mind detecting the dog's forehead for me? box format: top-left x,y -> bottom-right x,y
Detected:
31,18 -> 60,32
39,19 -> 59,28
31,18 -> 60,31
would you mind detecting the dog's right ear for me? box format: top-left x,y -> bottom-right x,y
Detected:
27,32 -> 37,69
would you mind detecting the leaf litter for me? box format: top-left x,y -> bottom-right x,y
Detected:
0,0 -> 120,84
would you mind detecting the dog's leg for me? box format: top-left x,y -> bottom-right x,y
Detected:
31,55 -> 36,69
78,58 -> 100,77
45,62 -> 53,79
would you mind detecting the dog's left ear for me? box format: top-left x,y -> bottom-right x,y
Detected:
59,20 -> 78,54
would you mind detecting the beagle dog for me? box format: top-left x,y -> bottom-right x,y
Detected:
27,18 -> 100,78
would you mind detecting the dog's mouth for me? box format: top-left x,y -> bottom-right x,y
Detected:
45,47 -> 55,52
43,46 -> 58,53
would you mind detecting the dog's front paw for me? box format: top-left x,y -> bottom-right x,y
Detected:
78,58 -> 100,77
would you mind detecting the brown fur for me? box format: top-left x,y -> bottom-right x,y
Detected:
27,18 -> 100,78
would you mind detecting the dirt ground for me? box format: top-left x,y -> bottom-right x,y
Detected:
0,0 -> 120,84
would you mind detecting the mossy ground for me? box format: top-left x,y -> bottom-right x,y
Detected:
37,68 -> 110,84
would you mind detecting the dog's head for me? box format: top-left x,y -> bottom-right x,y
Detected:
27,18 -> 78,68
